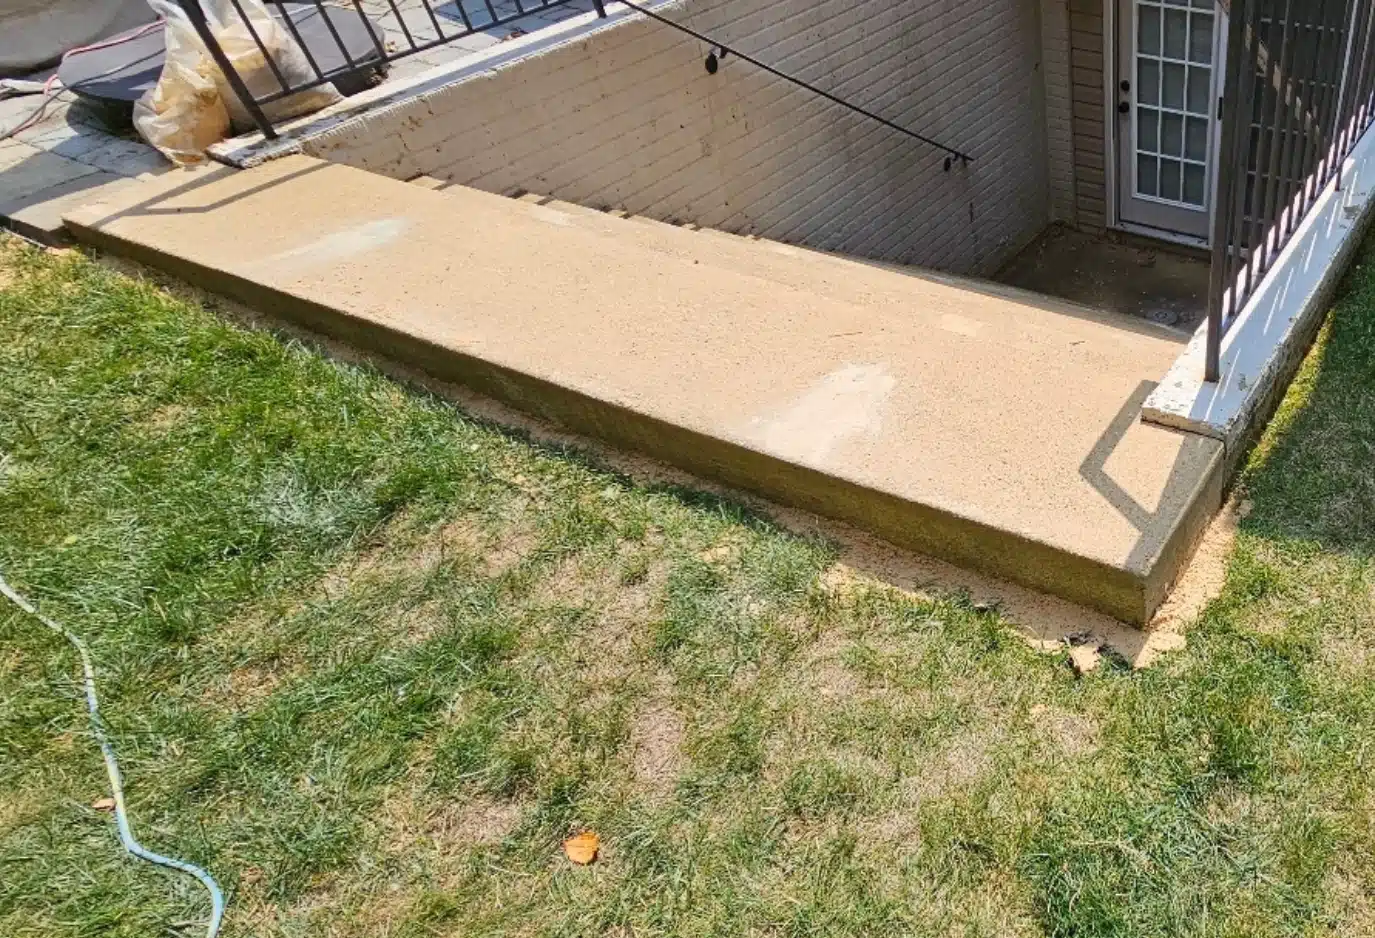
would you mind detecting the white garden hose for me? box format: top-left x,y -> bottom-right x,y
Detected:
0,570 -> 226,938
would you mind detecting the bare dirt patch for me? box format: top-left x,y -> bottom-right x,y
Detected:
529,546 -> 666,688
0,237 -> 25,290
1151,494 -> 1251,634
141,403 -> 190,434
787,626 -> 863,701
629,699 -> 685,799
905,731 -> 999,801
480,524 -> 538,578
0,789 -> 42,834
1030,703 -> 1100,759
215,662 -> 290,710
237,871 -> 417,938
376,779 -> 526,883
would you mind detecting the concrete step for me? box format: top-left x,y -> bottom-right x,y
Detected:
67,155 -> 1224,624
476,186 -> 1180,356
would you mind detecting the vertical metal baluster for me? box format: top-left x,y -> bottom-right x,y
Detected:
382,0 -> 420,51
1274,0 -> 1314,235
1292,0 -> 1334,219
417,0 -> 449,45
1308,0 -> 1347,195
312,0 -> 359,72
1258,0 -> 1297,270
1207,0 -> 1253,381
349,0 -> 391,60
1231,0 -> 1262,313
1353,0 -> 1375,139
1333,0 -> 1372,189
1249,0 -> 1281,274
449,0 -> 476,33
480,0 -> 502,30
226,0 -> 293,95
276,3 -> 327,87
175,0 -> 278,137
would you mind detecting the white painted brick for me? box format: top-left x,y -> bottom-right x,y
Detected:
307,0 -> 1052,274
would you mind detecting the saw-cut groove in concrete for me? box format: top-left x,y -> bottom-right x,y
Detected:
64,156 -> 1224,624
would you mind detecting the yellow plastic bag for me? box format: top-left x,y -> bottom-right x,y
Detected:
136,0 -> 342,164
195,0 -> 342,130
133,11 -> 229,165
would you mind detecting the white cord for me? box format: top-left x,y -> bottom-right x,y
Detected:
0,571 -> 226,938
0,76 -> 64,141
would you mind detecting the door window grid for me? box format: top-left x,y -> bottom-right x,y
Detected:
1134,0 -> 1214,209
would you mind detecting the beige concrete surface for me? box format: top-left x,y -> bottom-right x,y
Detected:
65,155 -> 1224,624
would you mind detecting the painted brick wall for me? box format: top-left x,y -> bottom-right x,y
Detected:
1041,0 -> 1078,223
308,0 -> 1052,275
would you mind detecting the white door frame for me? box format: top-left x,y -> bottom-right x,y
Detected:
1102,0 -> 1228,249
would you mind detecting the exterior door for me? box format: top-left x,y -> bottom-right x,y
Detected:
1115,0 -> 1222,239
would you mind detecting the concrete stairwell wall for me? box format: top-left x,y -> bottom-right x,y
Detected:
306,0 -> 1052,275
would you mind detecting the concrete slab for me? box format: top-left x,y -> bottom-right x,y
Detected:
65,155 -> 1225,623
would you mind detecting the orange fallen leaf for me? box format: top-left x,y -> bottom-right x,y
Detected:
563,831 -> 599,865
91,797 -> 116,812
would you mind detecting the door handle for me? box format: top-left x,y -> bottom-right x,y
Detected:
1118,100 -> 1131,114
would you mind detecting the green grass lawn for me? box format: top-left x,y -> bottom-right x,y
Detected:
2,232 -> 1374,938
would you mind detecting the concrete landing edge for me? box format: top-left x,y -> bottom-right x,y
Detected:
62,159 -> 1225,625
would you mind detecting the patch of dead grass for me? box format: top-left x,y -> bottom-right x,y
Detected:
140,403 -> 190,434
629,698 -> 685,801
1029,704 -> 1101,759
786,626 -> 863,702
205,661 -> 292,711
235,870 -> 418,938
369,772 -> 527,893
1323,866 -> 1375,937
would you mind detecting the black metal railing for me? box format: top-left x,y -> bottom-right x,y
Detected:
1207,0 -> 1375,381
177,0 -> 598,137
178,0 -> 971,166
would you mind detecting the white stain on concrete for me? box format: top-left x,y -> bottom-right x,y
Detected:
940,313 -> 984,337
741,363 -> 896,468
263,218 -> 409,268
527,203 -> 573,227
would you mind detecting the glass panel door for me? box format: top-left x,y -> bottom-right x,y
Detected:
1117,0 -> 1219,238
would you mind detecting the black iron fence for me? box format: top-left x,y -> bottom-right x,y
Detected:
177,0 -> 598,137
1207,0 -> 1375,381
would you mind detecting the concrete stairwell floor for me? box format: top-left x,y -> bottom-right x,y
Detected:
63,155 -> 1225,624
